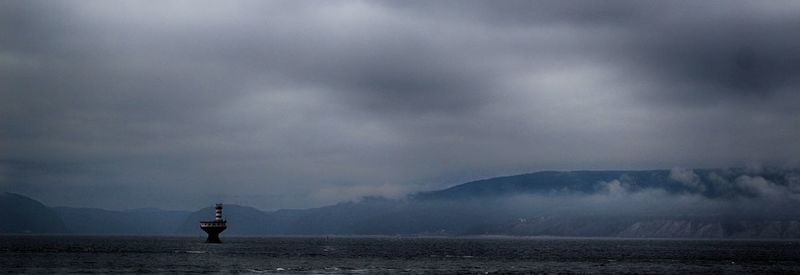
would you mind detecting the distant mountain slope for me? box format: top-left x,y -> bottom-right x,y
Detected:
54,207 -> 190,235
417,170 -> 669,199
415,168 -> 796,199
172,168 -> 800,238
254,168 -> 800,237
0,192 -> 67,234
9,168 -> 800,238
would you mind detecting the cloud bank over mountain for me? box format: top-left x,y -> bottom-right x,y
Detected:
5,169 -> 800,238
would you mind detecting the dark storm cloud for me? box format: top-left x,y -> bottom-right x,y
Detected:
622,5 -> 800,106
1,0 -> 799,210
385,0 -> 800,103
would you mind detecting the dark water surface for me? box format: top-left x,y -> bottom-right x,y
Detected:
2,236 -> 800,274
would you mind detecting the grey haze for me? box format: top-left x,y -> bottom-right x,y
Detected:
1,0 -> 799,210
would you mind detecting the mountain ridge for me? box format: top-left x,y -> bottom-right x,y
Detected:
0,192 -> 68,234
5,168 -> 800,238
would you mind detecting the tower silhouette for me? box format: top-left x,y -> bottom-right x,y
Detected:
199,203 -> 227,243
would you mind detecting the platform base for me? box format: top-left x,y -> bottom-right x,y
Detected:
205,234 -> 222,243
201,226 -> 226,243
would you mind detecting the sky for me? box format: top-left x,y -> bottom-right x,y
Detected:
1,0 -> 799,210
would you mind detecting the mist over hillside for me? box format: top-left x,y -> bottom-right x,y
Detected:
6,168 -> 800,238
174,168 -> 800,238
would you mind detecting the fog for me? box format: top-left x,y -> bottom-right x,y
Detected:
1,1 -> 799,210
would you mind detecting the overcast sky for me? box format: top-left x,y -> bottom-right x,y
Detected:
1,0 -> 799,210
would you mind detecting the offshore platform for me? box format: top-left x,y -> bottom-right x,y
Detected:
199,203 -> 227,243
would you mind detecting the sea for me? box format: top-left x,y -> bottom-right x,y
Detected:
2,236 -> 800,274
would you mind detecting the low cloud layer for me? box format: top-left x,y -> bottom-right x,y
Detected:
1,1 -> 799,210
497,169 -> 800,219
